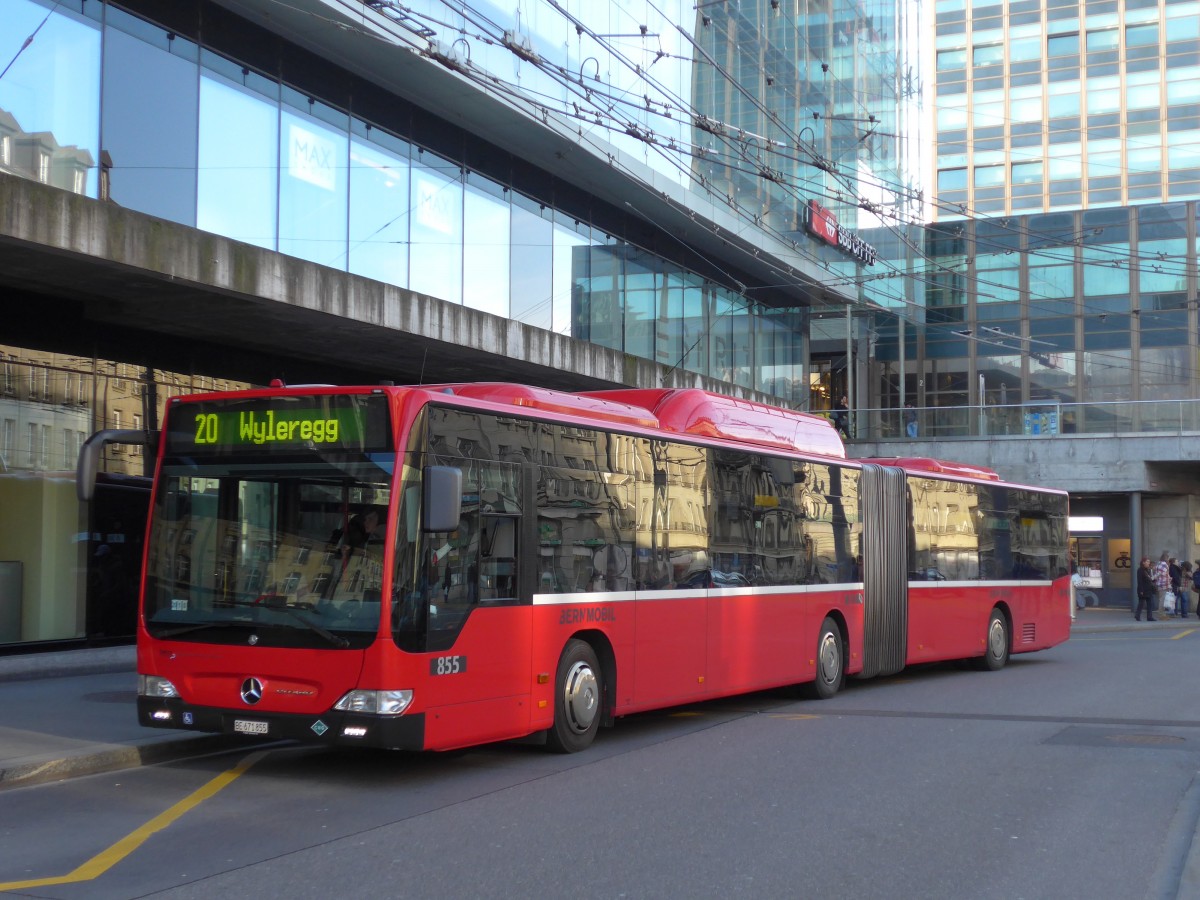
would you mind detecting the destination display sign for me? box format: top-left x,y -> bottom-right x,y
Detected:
166,394 -> 392,455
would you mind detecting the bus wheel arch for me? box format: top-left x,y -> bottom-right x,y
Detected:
805,613 -> 847,700
975,605 -> 1011,671
545,634 -> 611,753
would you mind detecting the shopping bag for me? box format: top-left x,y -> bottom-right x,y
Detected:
1163,591 -> 1177,614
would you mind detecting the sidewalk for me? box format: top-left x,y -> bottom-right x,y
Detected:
0,644 -> 243,790
1069,604 -> 1200,633
0,608 -> 1196,790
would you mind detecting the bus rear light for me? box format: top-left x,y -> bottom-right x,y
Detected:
333,689 -> 413,716
138,675 -> 180,698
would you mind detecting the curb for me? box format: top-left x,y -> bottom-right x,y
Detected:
0,734 -> 257,791
1071,617 -> 1200,635
0,647 -> 135,683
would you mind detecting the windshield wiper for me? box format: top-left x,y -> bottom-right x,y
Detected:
275,607 -> 350,648
222,597 -> 351,649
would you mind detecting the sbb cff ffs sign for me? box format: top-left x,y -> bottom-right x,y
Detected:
805,200 -> 877,266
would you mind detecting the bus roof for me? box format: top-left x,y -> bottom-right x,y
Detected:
422,383 -> 659,430
858,457 -> 1001,481
583,388 -> 846,459
417,383 -> 846,458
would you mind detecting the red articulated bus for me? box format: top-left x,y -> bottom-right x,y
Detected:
79,382 -> 1070,753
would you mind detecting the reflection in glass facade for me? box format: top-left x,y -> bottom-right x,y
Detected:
0,1 -> 100,196
868,203 -> 1200,434
0,345 -> 250,645
0,0 -> 931,407
1,0 -> 928,641
909,0 -> 1200,425
933,0 -> 1200,213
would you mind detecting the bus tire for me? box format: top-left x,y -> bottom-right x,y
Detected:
976,608 -> 1010,671
806,616 -> 844,700
545,639 -> 603,753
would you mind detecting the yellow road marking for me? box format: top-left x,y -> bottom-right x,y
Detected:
0,750 -> 268,891
1171,628 -> 1197,640
768,714 -> 820,720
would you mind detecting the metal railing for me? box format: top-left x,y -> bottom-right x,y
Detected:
840,398 -> 1200,442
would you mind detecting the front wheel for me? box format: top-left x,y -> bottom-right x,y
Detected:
545,639 -> 603,753
975,608 -> 1010,671
805,616 -> 844,700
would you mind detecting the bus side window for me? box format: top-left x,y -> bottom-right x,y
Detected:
480,516 -> 516,600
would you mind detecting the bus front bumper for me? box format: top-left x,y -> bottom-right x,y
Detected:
137,697 -> 426,750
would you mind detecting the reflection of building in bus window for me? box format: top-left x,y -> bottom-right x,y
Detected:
341,509 -> 383,556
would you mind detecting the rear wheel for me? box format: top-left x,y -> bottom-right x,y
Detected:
806,616 -> 844,700
976,608 -> 1010,671
545,639 -> 603,753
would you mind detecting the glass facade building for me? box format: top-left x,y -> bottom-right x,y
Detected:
0,0 -> 919,645
904,0 -> 1200,426
0,0 -> 918,407
935,0 -> 1200,214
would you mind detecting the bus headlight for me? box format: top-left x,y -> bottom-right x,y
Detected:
138,675 -> 180,698
333,689 -> 413,716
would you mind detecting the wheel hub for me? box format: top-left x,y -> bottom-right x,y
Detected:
562,661 -> 598,733
988,619 -> 1006,657
818,632 -> 841,683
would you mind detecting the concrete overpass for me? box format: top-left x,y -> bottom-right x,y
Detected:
851,431 -> 1200,497
5,171 -> 1196,509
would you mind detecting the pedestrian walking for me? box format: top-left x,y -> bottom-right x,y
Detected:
1135,557 -> 1157,621
832,395 -> 850,439
1192,561 -> 1200,619
1169,557 -> 1184,617
1153,551 -> 1172,614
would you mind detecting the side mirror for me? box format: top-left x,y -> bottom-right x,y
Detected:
423,466 -> 462,533
77,430 -> 156,502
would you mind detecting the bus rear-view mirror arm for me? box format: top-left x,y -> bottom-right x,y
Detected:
77,429 -> 157,502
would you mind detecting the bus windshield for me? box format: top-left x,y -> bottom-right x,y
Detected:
144,394 -> 394,649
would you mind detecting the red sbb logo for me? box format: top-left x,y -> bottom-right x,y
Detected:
805,200 -> 877,266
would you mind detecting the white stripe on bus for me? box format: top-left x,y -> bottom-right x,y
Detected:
530,579 -> 1051,605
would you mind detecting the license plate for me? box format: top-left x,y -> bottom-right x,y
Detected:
233,719 -> 268,735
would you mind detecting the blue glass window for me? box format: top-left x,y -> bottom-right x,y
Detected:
1047,33 -> 1080,57
348,123 -> 410,287
938,168 -> 968,190
1012,161 -> 1044,184
463,176 -> 510,318
409,152 -> 463,305
279,94 -> 349,269
552,219 -> 590,337
1125,24 -> 1159,47
937,49 -> 966,70
197,62 -> 280,250
0,1 -> 101,196
510,196 -> 552,328
102,15 -> 198,224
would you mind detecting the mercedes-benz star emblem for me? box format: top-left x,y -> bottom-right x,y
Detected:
240,677 -> 264,705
